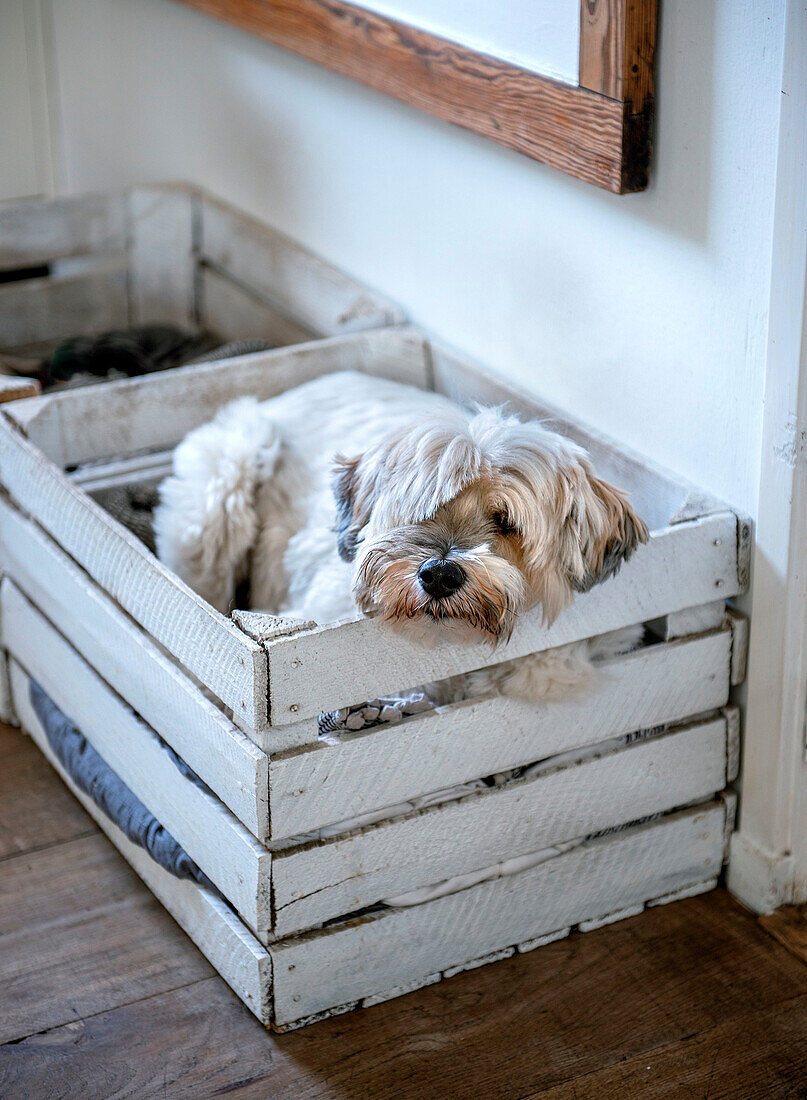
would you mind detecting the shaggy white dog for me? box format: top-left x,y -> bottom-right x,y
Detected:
154,371 -> 648,703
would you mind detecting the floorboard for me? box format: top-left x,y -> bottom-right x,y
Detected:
760,904 -> 807,966
1,724 -> 806,1098
534,993 -> 807,1099
0,724 -> 93,859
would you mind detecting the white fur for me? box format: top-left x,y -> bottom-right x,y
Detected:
155,372 -> 647,705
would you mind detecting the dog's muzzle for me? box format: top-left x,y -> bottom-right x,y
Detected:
418,557 -> 465,599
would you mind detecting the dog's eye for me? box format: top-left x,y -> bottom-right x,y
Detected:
492,510 -> 518,536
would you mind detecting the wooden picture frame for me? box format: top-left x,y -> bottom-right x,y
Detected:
176,0 -> 657,194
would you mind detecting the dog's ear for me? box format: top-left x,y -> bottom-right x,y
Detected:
332,454 -> 370,562
565,476 -> 649,594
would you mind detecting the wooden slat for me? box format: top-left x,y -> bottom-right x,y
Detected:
10,326 -> 430,467
268,629 -> 732,840
0,414 -> 267,729
266,513 -> 741,725
200,264 -> 315,347
647,599 -> 726,642
6,601 -> 271,937
5,673 -> 731,1032
727,605 -> 750,686
179,1 -> 634,193
201,193 -> 404,336
578,0 -> 657,191
270,802 -> 727,1026
272,716 -> 731,936
0,192 -> 127,271
0,497 -> 269,837
11,671 -> 273,1027
0,263 -> 128,348
127,186 -> 195,328
0,376 -> 41,405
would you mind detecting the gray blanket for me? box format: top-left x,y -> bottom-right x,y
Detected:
30,681 -> 221,896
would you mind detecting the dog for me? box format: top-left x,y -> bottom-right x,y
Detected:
154,370 -> 648,704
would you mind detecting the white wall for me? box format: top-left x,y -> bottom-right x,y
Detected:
43,0 -> 786,520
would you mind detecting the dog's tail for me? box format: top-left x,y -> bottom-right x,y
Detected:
154,397 -> 282,613
496,622 -> 644,703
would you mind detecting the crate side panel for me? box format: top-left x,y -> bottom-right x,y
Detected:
14,327 -> 430,467
200,265 -> 314,347
0,497 -> 268,837
272,717 -> 729,935
4,582 -> 270,935
0,418 -> 267,729
270,802 -> 726,1024
0,265 -> 128,348
128,186 -> 195,328
11,663 -> 272,1026
269,628 -> 731,839
0,192 -> 127,271
200,194 -> 405,336
267,513 -> 740,725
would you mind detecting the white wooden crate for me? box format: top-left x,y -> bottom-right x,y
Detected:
11,662 -> 733,1031
0,184 -> 404,400
0,325 -> 749,1026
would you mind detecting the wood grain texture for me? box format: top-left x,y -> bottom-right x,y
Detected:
0,262 -> 128,348
270,802 -> 728,1025
0,192 -> 127,272
178,0 -> 639,193
12,684 -> 273,1026
0,413 -> 268,729
760,904 -> 807,966
7,626 -> 270,940
3,719 -> 805,1095
0,498 -> 269,838
579,0 -> 657,190
12,326 -> 430,467
579,0 -> 624,99
537,996 -> 807,1099
0,377 -> 41,405
14,645 -> 729,1031
0,723 -> 93,859
0,834 -> 213,1043
272,717 -> 731,935
268,630 -> 732,839
3,887 -> 807,1097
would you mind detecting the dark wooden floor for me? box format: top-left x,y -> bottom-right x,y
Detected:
1,722 -> 807,1100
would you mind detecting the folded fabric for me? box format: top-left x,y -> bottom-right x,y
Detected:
29,680 -> 221,896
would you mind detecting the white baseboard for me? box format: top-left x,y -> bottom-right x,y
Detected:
727,831 -> 795,914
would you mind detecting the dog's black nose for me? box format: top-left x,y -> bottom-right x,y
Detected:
418,558 -> 465,599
